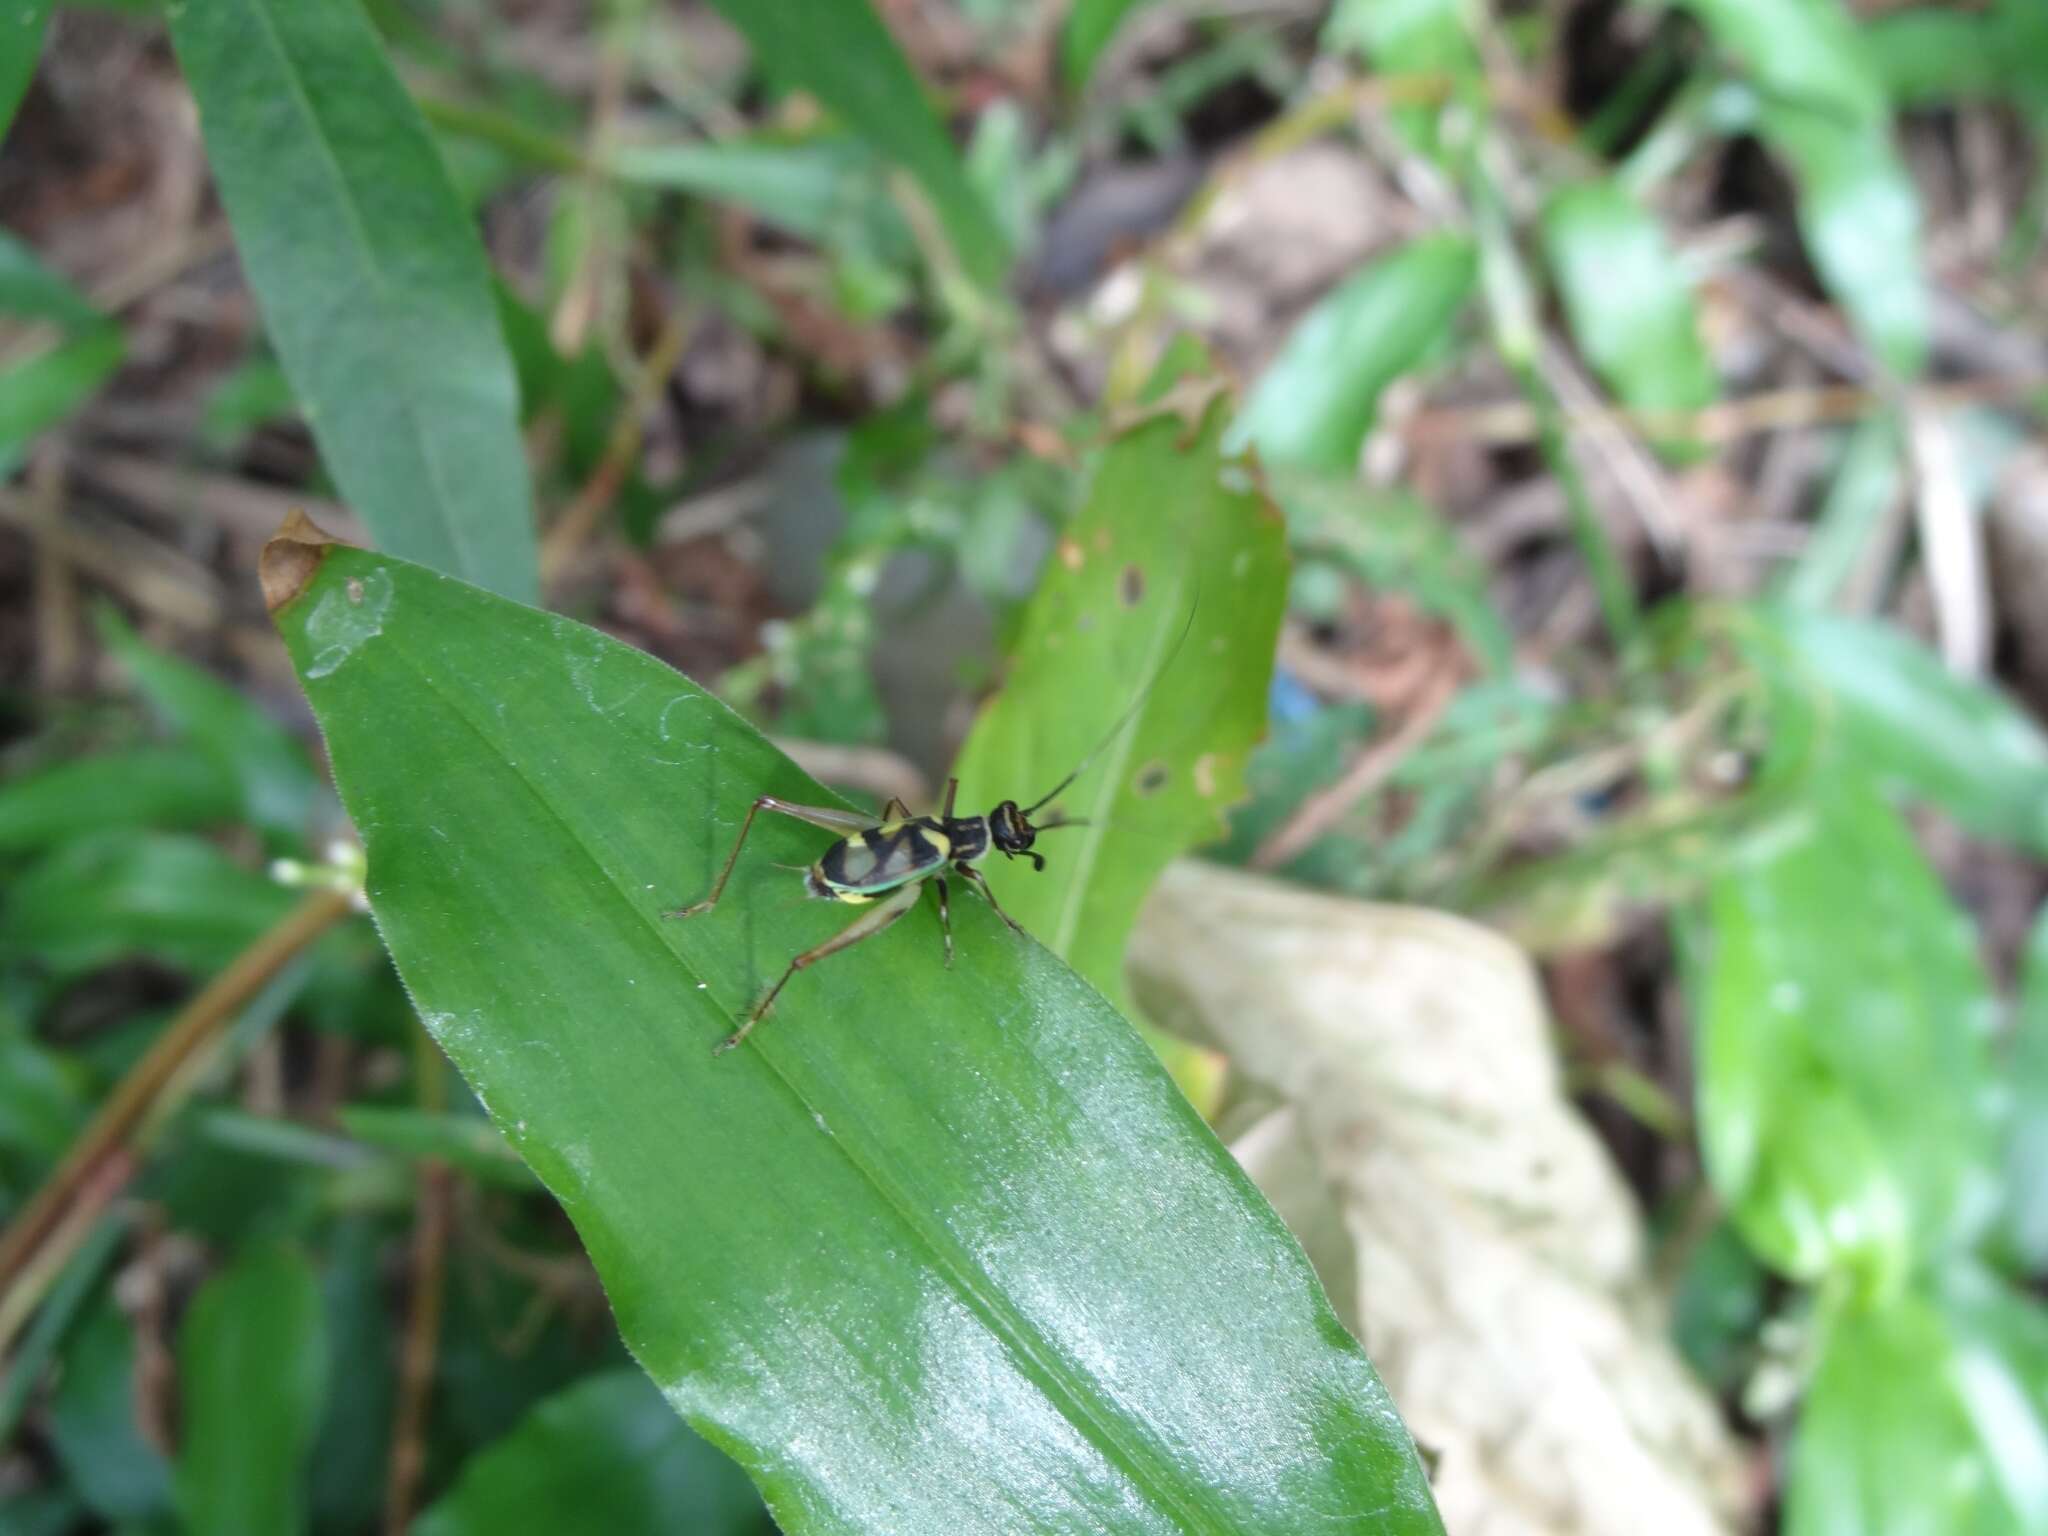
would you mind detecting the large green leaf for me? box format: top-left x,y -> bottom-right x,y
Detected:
1540,178 -> 1716,451
168,0 -> 539,602
1229,235 -> 1476,473
700,0 -> 1007,289
264,525 -> 1444,1535
1788,1273 -> 2048,1536
952,393 -> 1287,1015
174,1244 -> 327,1536
1688,774 -> 1999,1292
416,1370 -> 771,1536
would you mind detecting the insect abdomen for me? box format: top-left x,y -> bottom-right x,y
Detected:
817,819 -> 950,897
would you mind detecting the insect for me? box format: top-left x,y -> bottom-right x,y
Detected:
669,599 -> 1195,1054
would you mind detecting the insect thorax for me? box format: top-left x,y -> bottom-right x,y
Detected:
943,815 -> 990,863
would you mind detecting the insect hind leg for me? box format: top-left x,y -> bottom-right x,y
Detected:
715,882 -> 923,1054
667,796 -> 876,919
955,863 -> 1026,937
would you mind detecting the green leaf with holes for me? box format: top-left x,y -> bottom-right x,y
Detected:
952,390 -> 1287,1018
264,522 -> 1442,1536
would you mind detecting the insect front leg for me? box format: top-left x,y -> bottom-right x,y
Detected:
717,882 -> 924,1054
932,876 -> 953,968
666,797 -> 877,919
955,863 -> 1027,938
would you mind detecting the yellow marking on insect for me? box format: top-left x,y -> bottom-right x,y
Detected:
842,831 -> 872,853
836,889 -> 877,905
921,827 -> 952,861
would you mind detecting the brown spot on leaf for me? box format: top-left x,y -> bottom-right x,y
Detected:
1058,536 -> 1085,571
1119,564 -> 1145,607
1133,761 -> 1170,796
260,510 -> 342,615
1194,752 -> 1220,796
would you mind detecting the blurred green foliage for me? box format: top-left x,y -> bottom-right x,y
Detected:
3,0 -> 2046,1530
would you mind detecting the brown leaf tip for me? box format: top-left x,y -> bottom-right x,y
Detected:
260,509 -> 341,616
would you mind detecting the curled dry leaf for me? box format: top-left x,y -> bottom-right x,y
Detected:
1129,861 -> 1747,1536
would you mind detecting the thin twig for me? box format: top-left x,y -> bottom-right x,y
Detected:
1251,658 -> 1463,870
538,308 -> 694,587
383,1026 -> 453,1536
0,889 -> 355,1353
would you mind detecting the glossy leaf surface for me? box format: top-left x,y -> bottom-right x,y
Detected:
175,1244 -> 326,1536
1690,775 -> 1998,1291
168,0 -> 539,601
952,393 -> 1287,1015
267,532 -> 1444,1535
416,1370 -> 772,1536
1229,235 -> 1476,473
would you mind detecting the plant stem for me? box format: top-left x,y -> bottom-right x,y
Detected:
0,887 -> 354,1353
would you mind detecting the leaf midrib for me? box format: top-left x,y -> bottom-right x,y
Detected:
387,642 -> 1236,1535
236,0 -> 499,589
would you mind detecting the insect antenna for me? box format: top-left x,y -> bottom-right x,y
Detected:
1020,588 -> 1200,816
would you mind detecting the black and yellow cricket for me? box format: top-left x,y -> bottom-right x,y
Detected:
669,600 -> 1195,1054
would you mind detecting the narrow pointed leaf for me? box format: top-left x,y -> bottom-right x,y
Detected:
1541,178 -> 1716,453
174,1244 -> 326,1536
700,0 -> 1007,288
1768,605 -> 2048,854
0,0 -> 52,147
264,525 -> 1444,1535
952,392 -> 1287,1016
169,0 -> 538,601
1687,775 -> 1999,1291
1229,235 -> 1476,473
